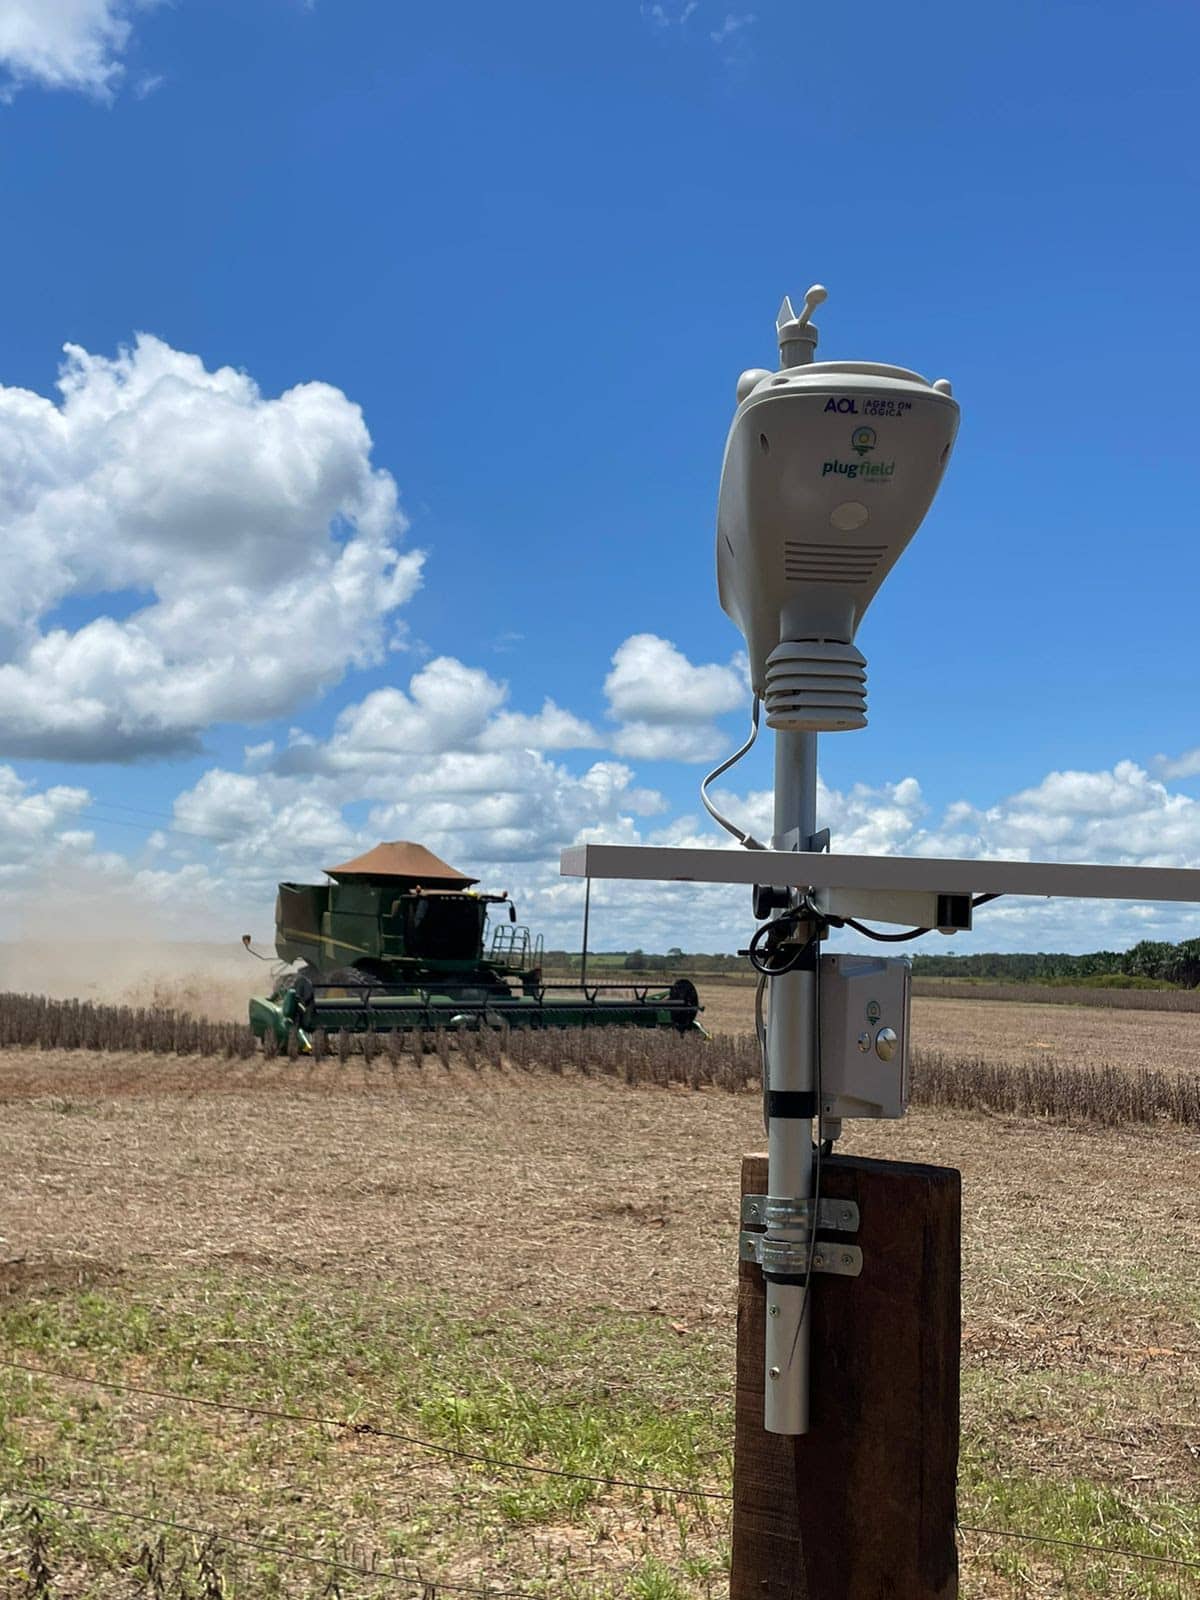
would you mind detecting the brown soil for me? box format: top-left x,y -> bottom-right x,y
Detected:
0,1053 -> 1195,1373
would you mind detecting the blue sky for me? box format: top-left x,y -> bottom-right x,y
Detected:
0,0 -> 1198,954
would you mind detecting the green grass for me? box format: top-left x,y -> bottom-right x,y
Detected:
0,1274 -> 729,1483
0,1269 -> 1196,1596
0,1272 -> 734,1596
958,1353 -> 1199,1598
959,1467 -> 1200,1599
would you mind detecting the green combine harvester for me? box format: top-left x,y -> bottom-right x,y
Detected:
247,841 -> 703,1048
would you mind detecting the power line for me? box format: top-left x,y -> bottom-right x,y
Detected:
74,805 -> 251,847
0,1358 -> 733,1502
84,797 -> 211,827
61,792 -> 278,848
6,1487 -> 544,1597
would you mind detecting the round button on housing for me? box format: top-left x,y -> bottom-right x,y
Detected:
830,500 -> 869,531
875,1026 -> 899,1062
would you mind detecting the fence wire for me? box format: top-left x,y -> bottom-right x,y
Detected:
957,1520 -> 1200,1574
0,1356 -> 734,1501
4,1357 -> 1198,1584
5,1487 -> 545,1597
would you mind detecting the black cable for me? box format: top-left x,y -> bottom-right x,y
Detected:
842,917 -> 930,943
754,971 -> 769,1132
746,917 -> 817,976
836,893 -> 1006,945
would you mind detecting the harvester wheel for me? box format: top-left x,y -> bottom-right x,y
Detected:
668,977 -> 700,1033
327,966 -> 370,986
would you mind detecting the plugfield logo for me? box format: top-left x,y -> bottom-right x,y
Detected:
821,458 -> 895,481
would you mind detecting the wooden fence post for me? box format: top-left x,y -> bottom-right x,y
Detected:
731,1151 -> 961,1600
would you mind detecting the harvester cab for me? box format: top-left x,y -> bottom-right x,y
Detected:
247,841 -> 703,1048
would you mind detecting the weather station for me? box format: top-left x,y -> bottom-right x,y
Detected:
561,285 -> 1200,1596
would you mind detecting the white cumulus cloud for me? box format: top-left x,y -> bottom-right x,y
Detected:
0,766 -> 92,888
480,701 -> 600,753
605,632 -> 747,762
685,760 -> 1200,951
920,762 -> 1200,867
15,733 -> 1200,955
1154,746 -> 1200,781
267,657 -> 603,777
151,652 -> 663,922
324,661 -> 509,760
709,762 -> 1200,873
0,0 -> 153,100
605,633 -> 745,721
166,747 -> 669,930
0,334 -> 422,759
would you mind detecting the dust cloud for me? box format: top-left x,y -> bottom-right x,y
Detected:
0,871 -> 275,1021
0,940 -> 264,1022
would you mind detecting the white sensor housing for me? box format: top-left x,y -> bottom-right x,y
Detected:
716,288 -> 959,731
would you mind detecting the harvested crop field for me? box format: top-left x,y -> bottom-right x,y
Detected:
915,994 -> 1200,1075
0,1043 -> 1197,1597
698,977 -> 1200,1076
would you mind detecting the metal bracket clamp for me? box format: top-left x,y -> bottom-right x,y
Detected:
740,1194 -> 862,1277
738,1232 -> 863,1277
740,1195 -> 859,1232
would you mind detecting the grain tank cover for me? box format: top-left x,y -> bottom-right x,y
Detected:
324,841 -> 477,887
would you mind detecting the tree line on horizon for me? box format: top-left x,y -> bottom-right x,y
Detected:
910,938 -> 1200,987
542,938 -> 1200,988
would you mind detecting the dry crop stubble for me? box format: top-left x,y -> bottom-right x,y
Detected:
696,976 -> 1200,1076
0,1053 -> 1194,1341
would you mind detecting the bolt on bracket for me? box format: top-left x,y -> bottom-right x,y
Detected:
740,1195 -> 859,1232
738,1232 -> 864,1277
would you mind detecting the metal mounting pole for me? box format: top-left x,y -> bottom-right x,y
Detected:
580,877 -> 591,988
763,727 -> 819,1434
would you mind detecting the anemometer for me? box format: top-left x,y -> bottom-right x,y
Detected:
562,283 -> 1200,1435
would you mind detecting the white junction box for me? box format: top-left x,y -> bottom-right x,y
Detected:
818,953 -> 910,1119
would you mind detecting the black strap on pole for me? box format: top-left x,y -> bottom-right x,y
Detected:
767,1090 -> 819,1119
